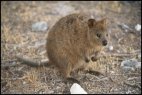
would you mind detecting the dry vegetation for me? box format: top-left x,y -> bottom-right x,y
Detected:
1,1 -> 141,94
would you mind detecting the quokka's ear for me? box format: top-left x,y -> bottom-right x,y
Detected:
88,19 -> 96,28
99,18 -> 107,26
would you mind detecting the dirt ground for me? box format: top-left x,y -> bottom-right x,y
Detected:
1,1 -> 141,94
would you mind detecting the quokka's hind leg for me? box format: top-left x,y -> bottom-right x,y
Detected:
91,56 -> 98,62
61,63 -> 80,84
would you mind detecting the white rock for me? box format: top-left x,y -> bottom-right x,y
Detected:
32,21 -> 48,32
23,81 -> 26,85
70,83 -> 87,94
109,46 -> 113,51
135,62 -> 141,69
135,24 -> 141,31
110,71 -> 115,74
138,54 -> 141,59
90,15 -> 94,19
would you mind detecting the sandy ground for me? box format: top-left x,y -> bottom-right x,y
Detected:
1,1 -> 141,94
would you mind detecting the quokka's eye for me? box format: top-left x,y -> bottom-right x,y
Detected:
106,34 -> 108,36
96,33 -> 101,38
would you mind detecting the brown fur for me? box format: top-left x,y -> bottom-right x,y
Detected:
46,13 -> 108,79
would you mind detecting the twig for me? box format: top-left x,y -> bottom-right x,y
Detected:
108,53 -> 138,57
110,73 -> 141,76
1,76 -> 28,81
2,59 -> 17,63
124,81 -> 141,89
93,77 -> 109,82
100,50 -> 140,58
108,76 -> 114,82
1,63 -> 20,69
127,77 -> 139,81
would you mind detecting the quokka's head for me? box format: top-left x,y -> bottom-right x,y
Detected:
88,18 -> 109,46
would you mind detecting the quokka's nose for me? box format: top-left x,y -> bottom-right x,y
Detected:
102,40 -> 107,46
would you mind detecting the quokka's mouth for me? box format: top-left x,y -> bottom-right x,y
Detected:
102,40 -> 107,46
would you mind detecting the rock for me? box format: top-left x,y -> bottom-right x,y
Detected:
121,66 -> 135,72
110,71 -> 115,74
135,24 -> 141,31
109,45 -> 113,51
54,2 -> 75,16
138,54 -> 141,60
120,59 -> 141,72
135,62 -> 141,69
23,81 -> 26,85
32,21 -> 48,32
121,59 -> 137,67
90,15 -> 94,19
70,83 -> 87,94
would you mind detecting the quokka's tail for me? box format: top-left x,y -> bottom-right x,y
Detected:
16,55 -> 49,67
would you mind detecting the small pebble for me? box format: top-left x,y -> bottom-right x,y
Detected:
23,81 -> 26,85
135,24 -> 141,31
135,62 -> 141,69
109,46 -> 113,51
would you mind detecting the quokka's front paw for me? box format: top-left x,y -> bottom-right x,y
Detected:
91,56 -> 98,62
87,70 -> 104,76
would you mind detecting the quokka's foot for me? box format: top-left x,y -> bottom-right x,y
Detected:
87,70 -> 104,76
65,77 -> 80,84
91,56 -> 98,62
85,58 -> 90,63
